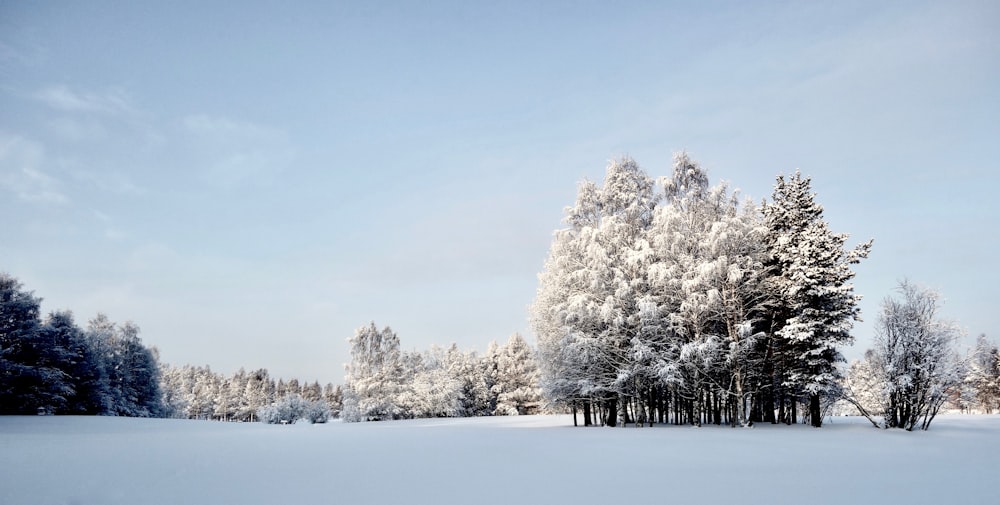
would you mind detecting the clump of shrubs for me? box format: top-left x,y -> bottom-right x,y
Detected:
257,394 -> 331,424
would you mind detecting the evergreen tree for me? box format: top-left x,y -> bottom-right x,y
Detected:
0,273 -> 51,414
492,334 -> 543,415
41,311 -> 110,414
323,383 -> 343,419
762,171 -> 871,426
443,344 -> 490,417
87,315 -> 163,417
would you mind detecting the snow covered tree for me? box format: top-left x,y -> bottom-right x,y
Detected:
397,347 -> 463,418
243,368 -> 273,422
0,276 -> 111,415
301,397 -> 331,423
0,274 -> 167,418
533,153 -> 873,428
224,368 -> 249,421
866,281 -> 964,430
489,334 -> 543,415
965,335 -> 1000,413
192,369 -> 220,419
531,225 -> 598,421
646,159 -> 774,427
531,157 -> 658,426
841,351 -> 883,426
159,364 -> 189,418
86,315 -> 163,417
691,193 -> 771,426
257,393 -> 330,424
0,273 -> 47,414
762,171 -> 871,427
287,378 -> 301,397
323,382 -> 343,418
301,380 -> 323,402
40,310 -> 112,414
443,344 -> 490,417
258,393 -> 307,424
342,322 -> 404,422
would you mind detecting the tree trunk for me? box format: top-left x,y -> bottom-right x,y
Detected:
583,401 -> 592,427
572,402 -> 578,427
606,397 -> 618,427
622,396 -> 632,426
734,370 -> 746,426
762,389 -> 776,424
777,395 -> 787,424
809,394 -> 822,427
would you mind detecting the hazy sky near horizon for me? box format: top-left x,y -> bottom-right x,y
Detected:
2,1 -> 997,385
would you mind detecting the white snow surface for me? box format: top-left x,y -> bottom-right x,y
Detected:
2,414 -> 997,504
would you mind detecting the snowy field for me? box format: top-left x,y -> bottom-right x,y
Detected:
2,414 -> 998,505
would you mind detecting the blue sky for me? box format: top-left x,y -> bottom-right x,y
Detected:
2,1 -> 997,385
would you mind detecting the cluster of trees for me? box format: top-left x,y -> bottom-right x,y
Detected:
531,153 -> 872,428
342,322 -> 542,422
0,272 -> 342,425
159,364 -> 342,424
964,335 -> 1000,413
0,273 -> 163,417
843,281 -> 999,430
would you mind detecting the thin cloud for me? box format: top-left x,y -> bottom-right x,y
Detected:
70,168 -> 147,197
182,114 -> 297,188
0,134 -> 69,205
46,117 -> 109,142
33,85 -> 136,116
93,210 -> 126,241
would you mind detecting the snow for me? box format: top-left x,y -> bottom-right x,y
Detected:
2,414 -> 998,504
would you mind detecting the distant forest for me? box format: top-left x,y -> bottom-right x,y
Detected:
0,273 -> 543,424
0,273 -> 339,422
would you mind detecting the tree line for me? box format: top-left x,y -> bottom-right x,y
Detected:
341,322 -> 542,421
5,152 -> 997,431
0,272 -> 343,423
160,364 -> 342,424
0,273 -> 162,416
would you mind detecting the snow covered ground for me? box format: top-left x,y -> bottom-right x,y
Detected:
2,414 -> 997,505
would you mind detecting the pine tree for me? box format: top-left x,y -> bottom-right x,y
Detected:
763,171 -> 871,426
323,383 -> 344,418
41,310 -> 111,414
90,316 -> 164,417
1,273 -> 41,414
492,334 -> 543,415
443,344 -> 490,416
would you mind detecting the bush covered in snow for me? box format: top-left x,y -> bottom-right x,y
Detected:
257,394 -> 331,424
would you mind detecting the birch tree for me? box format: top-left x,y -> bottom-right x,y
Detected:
342,322 -> 404,421
870,281 -> 963,430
